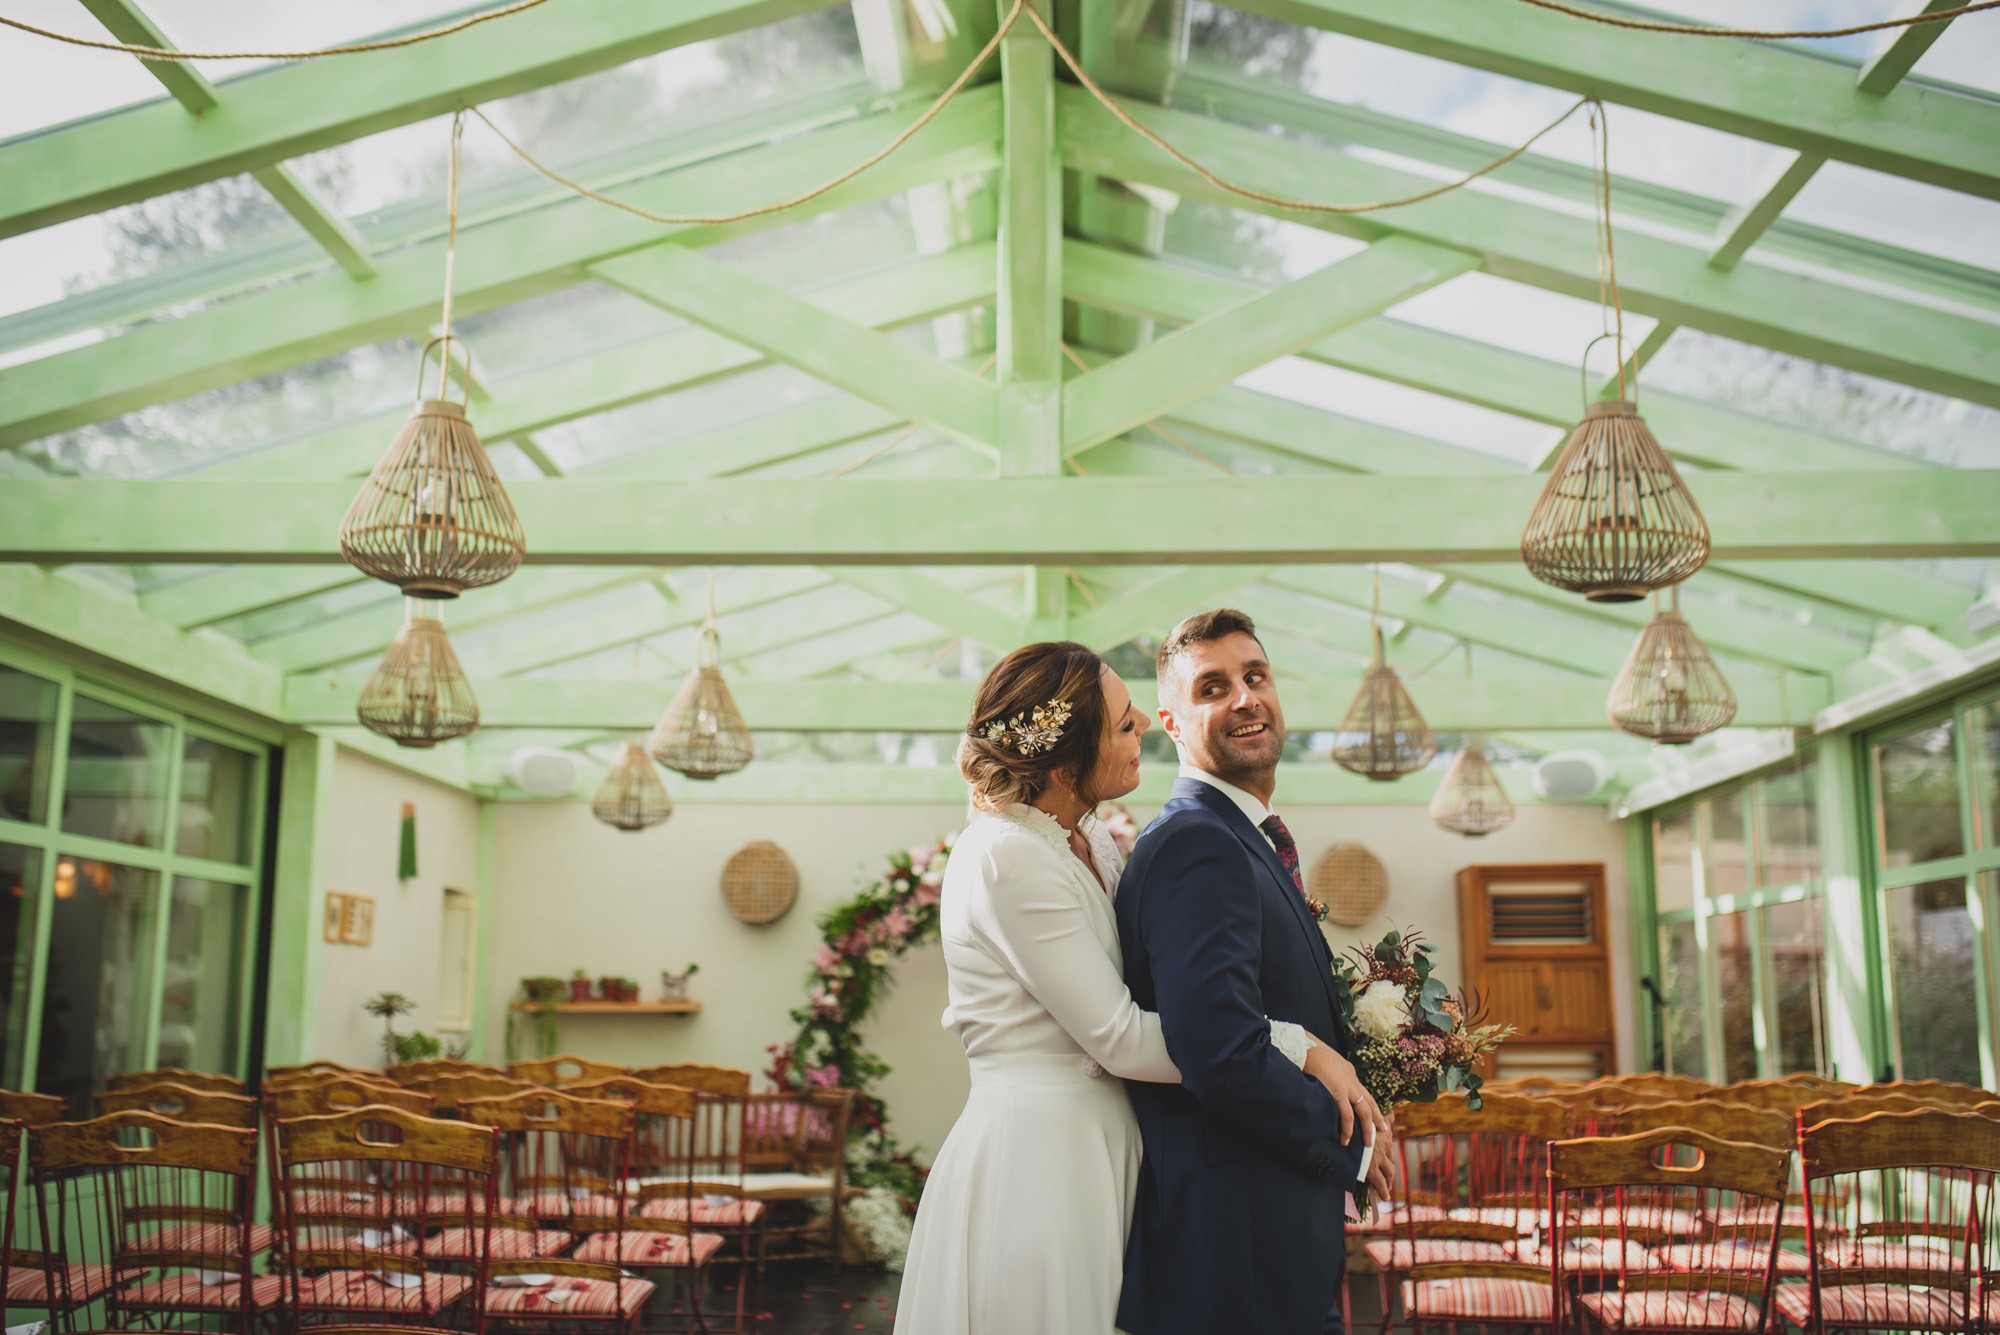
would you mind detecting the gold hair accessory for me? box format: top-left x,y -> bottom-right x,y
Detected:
983,697 -> 1073,757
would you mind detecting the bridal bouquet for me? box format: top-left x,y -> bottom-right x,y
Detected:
1332,927 -> 1513,1112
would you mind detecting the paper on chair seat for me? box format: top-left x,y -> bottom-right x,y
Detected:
626,1170 -> 832,1196
491,1274 -> 555,1287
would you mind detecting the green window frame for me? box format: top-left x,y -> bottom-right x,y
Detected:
0,636 -> 274,1108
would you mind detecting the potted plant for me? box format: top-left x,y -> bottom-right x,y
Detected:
569,968 -> 593,1003
615,977 -> 641,1003
364,992 -> 417,1066
508,980 -> 563,1061
660,963 -> 700,1001
521,976 -> 564,1005
598,974 -> 623,1004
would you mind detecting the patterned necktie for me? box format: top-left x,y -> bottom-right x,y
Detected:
1259,813 -> 1306,897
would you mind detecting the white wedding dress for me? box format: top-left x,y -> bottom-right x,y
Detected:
894,804 -> 1310,1335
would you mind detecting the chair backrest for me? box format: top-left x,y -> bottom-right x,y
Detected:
398,1072 -> 533,1113
1798,1089 -> 1953,1127
104,1068 -> 245,1096
627,1064 -> 751,1097
462,1088 -> 634,1230
1857,1078 -> 1995,1107
30,1111 -> 262,1331
389,1058 -> 504,1085
564,1077 -> 702,1214
1550,1127 -> 1792,1314
506,1055 -> 630,1086
1396,1093 -> 1571,1230
1796,1107 -> 2000,1323
265,1060 -> 382,1082
273,1104 -> 498,1331
1611,1098 -> 1794,1150
0,1120 -> 23,1328
0,1091 -> 66,1126
95,1081 -> 261,1129
263,1078 -> 433,1122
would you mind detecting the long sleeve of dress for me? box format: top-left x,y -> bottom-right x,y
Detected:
963,828 -> 1312,1085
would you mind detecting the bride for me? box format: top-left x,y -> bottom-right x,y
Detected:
895,641 -> 1379,1334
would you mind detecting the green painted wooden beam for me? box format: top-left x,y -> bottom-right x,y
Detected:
1057,90 -> 2000,407
0,89 -> 1002,451
249,164 -> 378,280
264,732 -> 333,1065
284,669 -> 1822,731
592,244 -> 999,451
139,567 -> 369,631
1225,0 -> 2000,199
828,568 -> 1023,649
995,15 -> 1063,476
0,0 -> 848,237
1061,237 -> 1478,450
1068,566 -> 1274,651
1707,153 -> 1825,273
0,565 -> 286,718
1857,0 -> 1963,96
7,472 -> 1995,564
1063,241 -> 1918,473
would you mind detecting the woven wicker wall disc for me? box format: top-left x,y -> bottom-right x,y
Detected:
722,840 -> 799,925
1310,843 -> 1389,927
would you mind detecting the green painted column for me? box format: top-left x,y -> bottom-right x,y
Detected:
1815,734 -> 1883,1082
1624,815 -> 1660,1073
263,731 -> 335,1067
469,801 -> 499,1063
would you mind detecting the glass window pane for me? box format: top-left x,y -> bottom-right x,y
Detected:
1706,792 -> 1750,899
177,737 -> 258,864
155,877 -> 246,1076
62,695 -> 173,849
1661,919 -> 1706,1079
1973,696 -> 2000,852
1876,719 -> 1966,868
1654,808 -> 1695,913
38,858 -> 157,1115
0,661 -> 60,826
1,842 -> 44,1089
1765,898 -> 1828,1077
1884,877 -> 1982,1085
1757,758 -> 1820,888
1714,910 -> 1757,1083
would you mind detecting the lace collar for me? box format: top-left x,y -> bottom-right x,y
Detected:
994,803 -> 1101,850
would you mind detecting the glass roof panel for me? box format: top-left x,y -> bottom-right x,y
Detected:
1235,356 -> 1561,466
1642,329 -> 2000,468
0,1 -> 167,140
1909,17 -> 2000,94
1386,272 -> 1662,370
1606,0 -> 1904,64
1777,162 -> 2000,273
145,0 -> 513,84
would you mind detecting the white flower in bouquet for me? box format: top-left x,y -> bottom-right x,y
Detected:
866,947 -> 891,967
1353,979 -> 1409,1042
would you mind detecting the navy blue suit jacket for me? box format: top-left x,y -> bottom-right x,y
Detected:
1115,778 -> 1361,1335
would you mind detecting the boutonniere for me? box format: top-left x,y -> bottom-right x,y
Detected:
1305,895 -> 1329,923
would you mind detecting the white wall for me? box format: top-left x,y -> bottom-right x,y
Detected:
315,747 -> 482,1068
489,796 -> 1631,1158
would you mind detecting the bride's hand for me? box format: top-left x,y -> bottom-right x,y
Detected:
1302,1041 -> 1390,1149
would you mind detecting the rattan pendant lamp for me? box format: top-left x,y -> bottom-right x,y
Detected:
592,740 -> 674,830
355,602 -> 480,747
1606,585 -> 1736,744
1331,570 -> 1437,781
1520,103 -> 1707,604
339,112 -> 524,599
1429,736 -> 1515,837
649,572 -> 755,780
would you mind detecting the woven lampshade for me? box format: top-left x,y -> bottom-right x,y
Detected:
1428,736 -> 1516,837
591,741 -> 672,831
1520,400 -> 1709,603
1331,625 -> 1438,782
649,625 -> 754,780
721,840 -> 799,924
339,338 -> 525,599
355,614 -> 479,747
1607,589 -> 1736,745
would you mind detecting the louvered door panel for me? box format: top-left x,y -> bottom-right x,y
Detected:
1458,864 -> 1615,1072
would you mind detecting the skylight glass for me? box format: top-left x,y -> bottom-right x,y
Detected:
0,1 -> 165,140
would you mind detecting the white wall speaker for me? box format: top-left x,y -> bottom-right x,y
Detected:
506,746 -> 584,798
1532,749 -> 1611,803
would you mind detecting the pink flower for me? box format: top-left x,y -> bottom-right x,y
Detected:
883,906 -> 912,940
907,846 -> 932,872
915,880 -> 942,908
813,944 -> 839,975
843,929 -> 872,957
805,1064 -> 841,1089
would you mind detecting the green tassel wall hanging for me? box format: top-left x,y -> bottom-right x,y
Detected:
399,802 -> 418,880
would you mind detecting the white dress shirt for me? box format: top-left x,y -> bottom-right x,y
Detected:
1179,762 -> 1279,853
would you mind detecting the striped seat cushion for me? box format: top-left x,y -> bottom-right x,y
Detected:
291,1270 -> 472,1312
1515,1238 -> 1660,1274
506,1190 -> 625,1221
1709,1203 -> 1838,1234
1362,1237 -> 1512,1272
571,1230 -> 727,1269
1773,1282 -> 1966,1328
1654,1241 -> 1811,1276
484,1277 -> 656,1317
125,1221 -> 274,1258
391,1188 -> 481,1218
421,1226 -> 573,1261
1400,1277 -> 1552,1320
1349,1204 -> 1449,1236
6,1262 -> 141,1306
1822,1237 -> 1962,1272
117,1274 -> 288,1311
287,1188 -> 391,1218
1578,1290 -> 1762,1332
635,1197 -> 765,1227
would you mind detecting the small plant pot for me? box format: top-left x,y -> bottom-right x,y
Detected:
522,978 -> 564,1005
568,978 -> 593,1003
617,981 -> 641,1003
598,976 -> 622,1002
660,973 -> 692,1002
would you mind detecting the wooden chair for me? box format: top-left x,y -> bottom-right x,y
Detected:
95,1081 -> 260,1130
266,1061 -> 383,1083
1857,1078 -> 1996,1107
742,1089 -> 854,1271
508,1056 -> 630,1087
272,1104 -> 499,1333
1550,1126 -> 1792,1334
2,1094 -> 78,1329
264,1078 -> 434,1123
1783,1106 -> 2000,1334
1798,1090 -> 1957,1127
31,1111 -> 270,1332
401,1072 -> 536,1116
461,1088 -> 650,1334
628,1070 -> 754,1333
392,1059 -> 506,1085
104,1068 -> 245,1096
1380,1093 -> 1568,1335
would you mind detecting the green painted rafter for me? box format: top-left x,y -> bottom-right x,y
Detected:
828,568 -> 1023,650
1068,566 -> 1275,652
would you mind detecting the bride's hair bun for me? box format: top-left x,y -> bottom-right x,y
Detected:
961,641 -> 1111,812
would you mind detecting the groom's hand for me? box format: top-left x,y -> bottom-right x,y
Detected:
1365,1134 -> 1395,1201
1302,1042 -> 1388,1148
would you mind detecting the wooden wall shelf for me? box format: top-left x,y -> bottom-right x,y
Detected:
511,1001 -> 701,1015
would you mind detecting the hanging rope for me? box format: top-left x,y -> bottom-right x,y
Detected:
0,0 -> 555,60
1510,0 -> 1998,40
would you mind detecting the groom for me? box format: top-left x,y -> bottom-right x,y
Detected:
1116,609 -> 1389,1335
